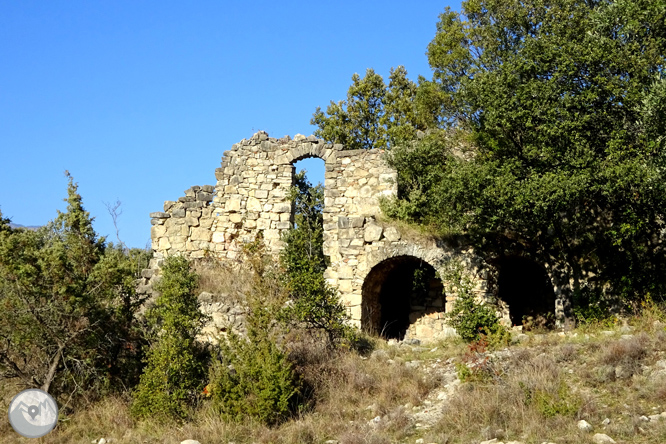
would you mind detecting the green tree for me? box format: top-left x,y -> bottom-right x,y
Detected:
131,256 -> 208,421
209,237 -> 300,425
280,172 -> 350,347
386,0 -> 666,303
312,66 -> 425,150
0,177 -> 148,402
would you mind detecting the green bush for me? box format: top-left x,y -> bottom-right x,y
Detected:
444,261 -> 504,343
209,243 -> 300,425
209,327 -> 299,426
131,256 -> 208,421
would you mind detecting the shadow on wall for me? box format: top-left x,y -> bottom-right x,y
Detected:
361,255 -> 444,340
496,256 -> 556,329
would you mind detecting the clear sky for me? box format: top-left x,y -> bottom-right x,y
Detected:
0,1 -> 461,248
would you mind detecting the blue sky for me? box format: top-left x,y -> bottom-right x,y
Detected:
0,1 -> 461,248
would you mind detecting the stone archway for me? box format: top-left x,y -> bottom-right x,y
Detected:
361,255 -> 445,340
496,256 -> 556,328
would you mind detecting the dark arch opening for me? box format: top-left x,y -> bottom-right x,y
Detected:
361,256 -> 444,340
496,257 -> 555,328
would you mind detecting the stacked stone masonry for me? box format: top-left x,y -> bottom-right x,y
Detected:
140,131 -> 495,341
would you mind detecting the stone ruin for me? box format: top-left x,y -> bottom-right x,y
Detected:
137,131 -> 566,341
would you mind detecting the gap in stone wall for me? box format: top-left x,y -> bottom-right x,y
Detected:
361,256 -> 445,340
496,256 -> 556,329
293,157 -> 325,188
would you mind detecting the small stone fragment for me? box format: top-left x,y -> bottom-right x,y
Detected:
592,433 -> 616,444
578,419 -> 594,432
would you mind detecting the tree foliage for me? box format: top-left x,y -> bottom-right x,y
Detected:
209,238 -> 300,425
311,66 -> 426,150
0,177 -> 149,404
385,0 -> 666,303
131,256 -> 208,421
280,171 -> 350,346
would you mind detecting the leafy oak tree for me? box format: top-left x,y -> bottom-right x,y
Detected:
386,0 -> 666,303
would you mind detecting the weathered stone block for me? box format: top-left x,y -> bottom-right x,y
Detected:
158,237 -> 171,249
255,189 -> 269,199
196,191 -> 213,202
383,226 -> 401,242
338,279 -> 353,293
337,216 -> 349,229
172,208 -> 186,218
246,197 -> 262,211
338,265 -> 354,279
364,224 -> 383,242
226,197 -> 241,212
150,212 -> 170,219
274,203 -> 291,213
151,225 -> 167,238
190,228 -> 211,242
350,216 -> 364,228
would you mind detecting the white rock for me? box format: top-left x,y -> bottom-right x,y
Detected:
592,433 -> 616,444
578,419 -> 594,432
479,440 -> 498,444
415,439 -> 424,444
640,415 -> 649,422
649,414 -> 662,421
602,418 -> 611,425
180,441 -> 201,444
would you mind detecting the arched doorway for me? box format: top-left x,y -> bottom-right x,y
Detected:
361,256 -> 444,340
496,257 -> 555,328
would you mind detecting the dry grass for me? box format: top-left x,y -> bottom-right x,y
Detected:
5,279 -> 666,443
192,256 -> 254,298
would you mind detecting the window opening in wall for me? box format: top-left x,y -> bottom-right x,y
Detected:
284,158 -> 327,269
496,257 -> 556,329
361,256 -> 445,340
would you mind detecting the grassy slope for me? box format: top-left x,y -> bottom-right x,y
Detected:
3,259 -> 666,443
3,310 -> 666,444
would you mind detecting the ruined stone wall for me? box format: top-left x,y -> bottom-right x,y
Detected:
139,131 -> 494,340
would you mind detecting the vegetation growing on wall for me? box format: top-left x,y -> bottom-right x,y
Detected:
280,171 -> 351,347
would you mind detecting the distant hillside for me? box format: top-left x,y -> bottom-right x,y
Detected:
8,223 -> 41,231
